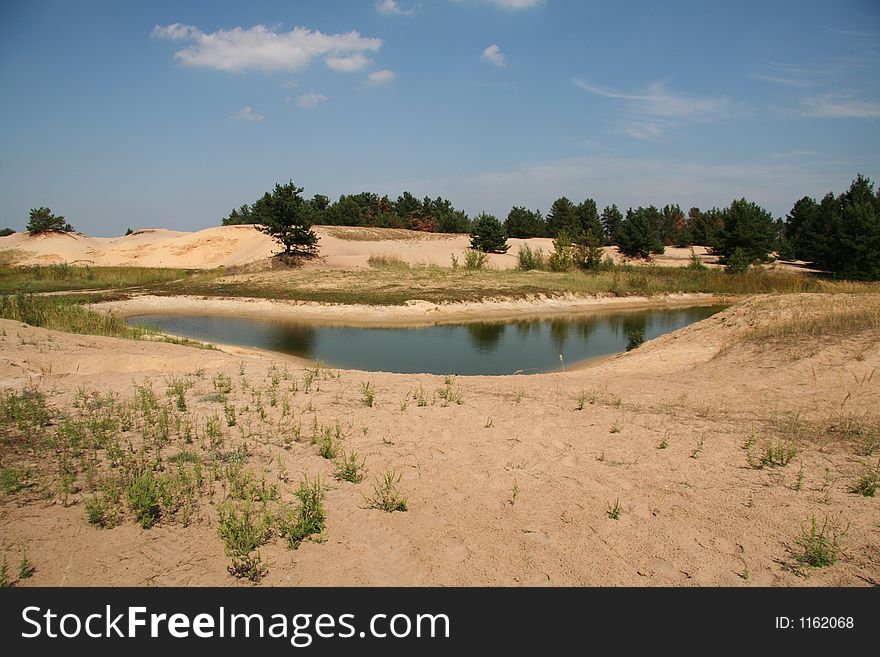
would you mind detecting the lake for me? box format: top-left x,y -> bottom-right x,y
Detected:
129,305 -> 725,375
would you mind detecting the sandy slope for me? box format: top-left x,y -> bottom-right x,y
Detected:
0,225 -> 720,270
1,294 -> 878,586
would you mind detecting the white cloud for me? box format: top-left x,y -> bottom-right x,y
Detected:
481,44 -> 506,67
376,0 -> 418,16
151,23 -> 382,73
803,94 -> 880,119
230,106 -> 263,122
324,53 -> 371,72
367,69 -> 395,85
297,93 -> 328,108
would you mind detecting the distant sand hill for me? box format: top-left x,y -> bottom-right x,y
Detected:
0,224 -> 719,270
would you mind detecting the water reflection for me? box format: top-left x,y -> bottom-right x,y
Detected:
464,322 -> 506,353
129,305 -> 725,376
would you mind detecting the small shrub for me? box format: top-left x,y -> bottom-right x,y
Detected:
333,451 -> 366,483
516,244 -> 546,271
464,249 -> 489,270
366,469 -> 408,512
279,476 -> 326,549
794,515 -> 847,568
127,471 -> 160,529
361,381 -> 375,407
548,233 -> 575,272
218,501 -> 271,581
606,498 -> 622,520
760,439 -> 797,467
85,478 -> 123,528
1,466 -> 29,496
18,552 -> 34,580
851,459 -> 879,497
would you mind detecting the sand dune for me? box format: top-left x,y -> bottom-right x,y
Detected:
0,225 -> 719,270
1,294 -> 878,586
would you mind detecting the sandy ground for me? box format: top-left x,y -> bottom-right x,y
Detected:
95,292 -> 732,327
1,293 -> 878,586
0,225 -> 730,270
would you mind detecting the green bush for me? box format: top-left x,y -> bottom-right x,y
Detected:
469,213 -> 509,253
516,244 -> 546,271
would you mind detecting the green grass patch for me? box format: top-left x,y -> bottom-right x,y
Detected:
150,263 -> 877,306
0,293 -> 155,339
0,264 -> 192,294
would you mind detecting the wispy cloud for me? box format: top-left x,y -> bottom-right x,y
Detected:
473,81 -> 520,91
378,155 -> 854,220
324,53 -> 371,72
297,93 -> 328,108
151,23 -> 382,73
770,150 -> 819,159
367,69 -> 395,86
481,44 -> 506,67
622,122 -> 669,141
749,73 -> 816,89
573,79 -> 742,119
376,0 -> 418,16
453,0 -> 545,10
573,78 -> 747,140
803,94 -> 880,118
824,26 -> 880,39
230,106 -> 263,122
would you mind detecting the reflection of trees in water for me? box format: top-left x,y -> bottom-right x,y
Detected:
548,319 -> 571,351
465,322 -> 506,353
548,316 -> 600,354
268,322 -> 318,357
514,320 -> 539,338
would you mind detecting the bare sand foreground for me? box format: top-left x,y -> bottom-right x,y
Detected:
1,293 -> 878,586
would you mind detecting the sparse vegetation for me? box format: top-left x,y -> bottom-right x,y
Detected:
333,451 -> 366,483
367,469 -> 408,512
851,459 -> 879,497
278,476 -> 326,549
361,381 -> 375,407
606,498 -> 622,520
218,501 -> 271,581
794,515 -> 847,568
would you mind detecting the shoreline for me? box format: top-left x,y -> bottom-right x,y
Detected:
94,292 -> 734,328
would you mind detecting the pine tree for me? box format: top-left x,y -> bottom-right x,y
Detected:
253,181 -> 319,256
26,207 -> 73,234
601,204 -> 623,245
714,198 -> 776,264
617,207 -> 664,258
469,213 -> 509,253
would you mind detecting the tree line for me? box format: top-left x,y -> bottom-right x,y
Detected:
221,174 -> 879,280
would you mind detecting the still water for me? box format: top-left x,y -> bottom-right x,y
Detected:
129,306 -> 724,375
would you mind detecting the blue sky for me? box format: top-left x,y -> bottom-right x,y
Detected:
1,0 -> 878,236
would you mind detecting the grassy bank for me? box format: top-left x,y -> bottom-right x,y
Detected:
1,260 -> 878,308
0,264 -> 193,294
0,293 -> 215,349
157,262 -> 878,306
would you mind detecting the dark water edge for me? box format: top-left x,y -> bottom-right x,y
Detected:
129,306 -> 726,376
